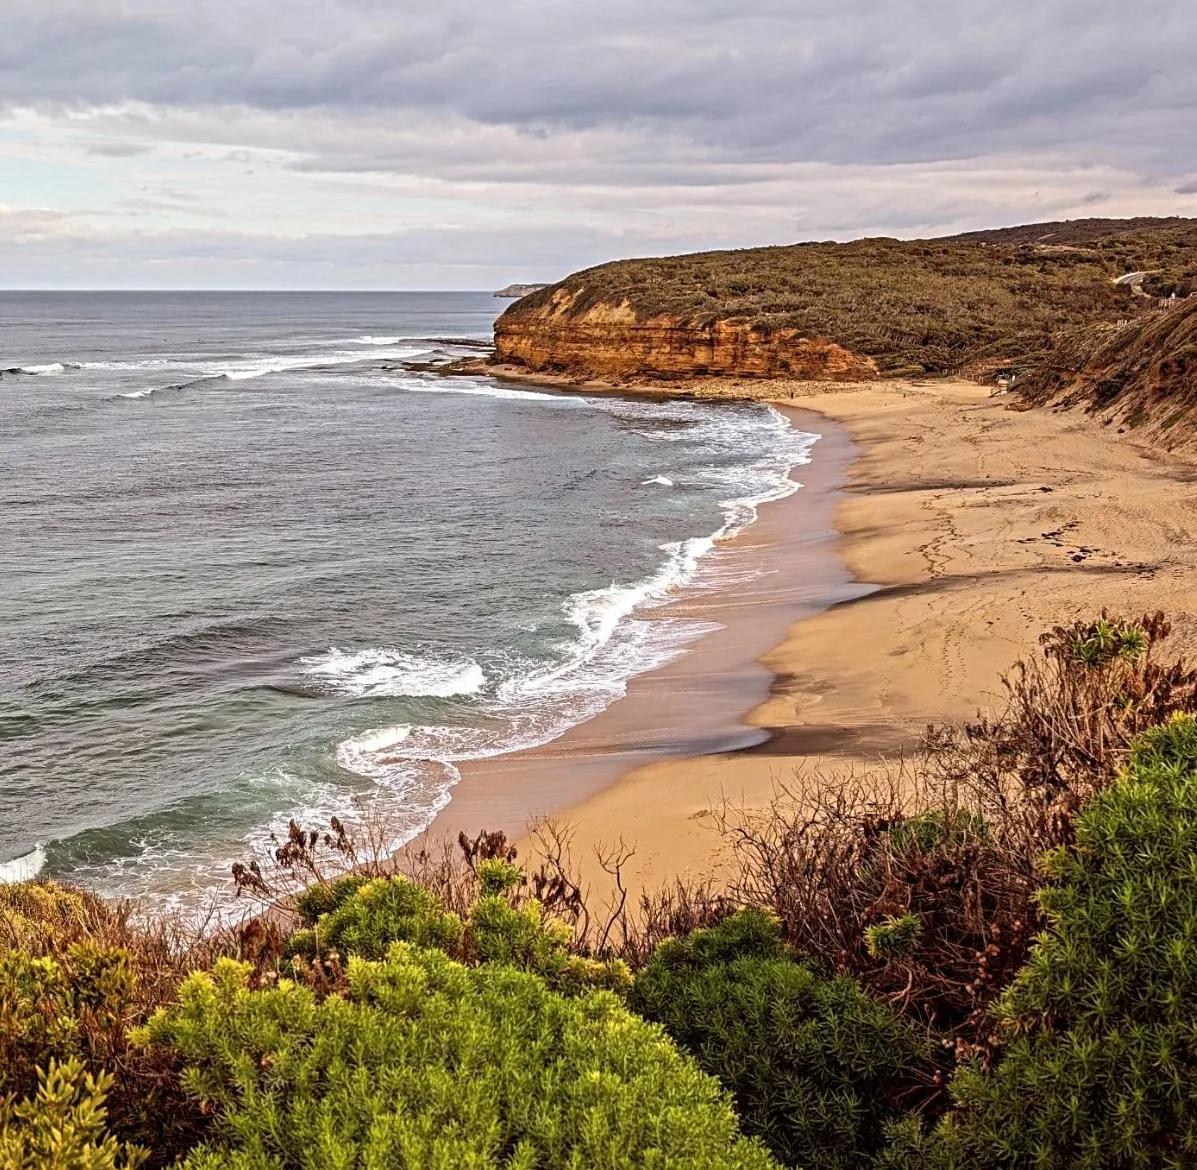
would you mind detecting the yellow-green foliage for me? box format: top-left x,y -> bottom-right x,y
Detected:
290,867 -> 629,994
146,947 -> 778,1170
0,1059 -> 144,1169
287,872 -> 463,961
0,943 -> 137,1102
0,881 -> 101,953
0,882 -> 207,1164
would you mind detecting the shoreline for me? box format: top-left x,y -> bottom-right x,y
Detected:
531,374 -> 1197,896
409,397 -> 869,854
421,368 -> 1197,900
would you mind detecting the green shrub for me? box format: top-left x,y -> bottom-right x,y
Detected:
286,874 -> 463,962
884,810 -> 989,855
0,1058 -> 145,1169
912,715 -> 1197,1168
864,914 -> 923,961
293,873 -> 370,924
631,910 -> 932,1170
0,943 -> 137,1102
289,871 -> 629,994
146,947 -> 778,1170
0,883 -> 213,1164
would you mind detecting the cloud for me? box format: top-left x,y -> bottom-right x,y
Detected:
85,141 -> 151,156
1,0 -> 1196,285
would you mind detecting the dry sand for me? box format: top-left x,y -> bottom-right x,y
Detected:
474,375 -> 1197,896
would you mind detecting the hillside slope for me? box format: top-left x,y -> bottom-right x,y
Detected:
494,218 -> 1197,381
1019,296 -> 1197,446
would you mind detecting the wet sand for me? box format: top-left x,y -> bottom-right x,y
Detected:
410,404 -> 868,849
415,371 -> 1197,901
527,375 -> 1197,896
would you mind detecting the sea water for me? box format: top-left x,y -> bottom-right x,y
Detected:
0,291 -> 818,908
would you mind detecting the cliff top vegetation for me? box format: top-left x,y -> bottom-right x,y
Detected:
1019,294 -> 1197,442
500,217 -> 1197,376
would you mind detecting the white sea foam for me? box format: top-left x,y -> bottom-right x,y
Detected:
0,845 -> 46,884
70,391 -> 818,916
8,363 -> 65,376
642,475 -> 674,486
337,403 -> 820,819
88,344 -> 430,387
407,379 -> 562,402
301,648 -> 487,699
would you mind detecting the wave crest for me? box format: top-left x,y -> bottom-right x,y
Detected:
300,648 -> 487,699
0,845 -> 46,884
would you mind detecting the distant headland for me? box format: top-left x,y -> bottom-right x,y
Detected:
494,282 -> 551,299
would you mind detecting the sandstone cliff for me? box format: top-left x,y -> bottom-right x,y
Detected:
494,289 -> 877,381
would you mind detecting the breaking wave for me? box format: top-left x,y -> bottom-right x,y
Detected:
300,649 -> 487,699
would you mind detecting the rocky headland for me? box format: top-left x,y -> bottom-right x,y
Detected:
493,217 -> 1197,393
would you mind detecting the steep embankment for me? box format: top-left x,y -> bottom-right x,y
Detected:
494,218 -> 1197,382
1020,296 -> 1197,447
495,294 -> 877,381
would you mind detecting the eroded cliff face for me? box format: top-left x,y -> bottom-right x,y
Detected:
494,292 -> 877,381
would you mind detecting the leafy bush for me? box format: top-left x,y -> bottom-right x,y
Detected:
146,946 -> 778,1170
0,883 -> 218,1164
864,914 -> 923,961
0,1058 -> 145,1169
286,872 -> 463,962
289,866 -> 629,994
720,776 -> 1039,1054
0,943 -> 138,1102
631,911 -> 932,1170
884,810 -> 989,855
931,612 -> 1197,818
903,715 -> 1197,1168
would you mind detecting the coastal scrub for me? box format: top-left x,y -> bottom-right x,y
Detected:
146,946 -> 778,1170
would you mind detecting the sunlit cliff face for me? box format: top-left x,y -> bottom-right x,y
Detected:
494,301 -> 878,381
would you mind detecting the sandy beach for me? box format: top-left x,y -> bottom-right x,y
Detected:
417,370 -> 1197,899
410,400 -> 868,845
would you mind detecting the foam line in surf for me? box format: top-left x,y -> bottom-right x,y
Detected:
4,363 -> 67,376
339,402 -> 819,818
300,648 -> 486,699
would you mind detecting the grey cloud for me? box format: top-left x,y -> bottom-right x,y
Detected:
85,141 -> 151,156
3,0 -> 1196,174
3,0 -> 1196,286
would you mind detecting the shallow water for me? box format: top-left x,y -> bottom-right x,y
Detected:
0,291 -> 817,908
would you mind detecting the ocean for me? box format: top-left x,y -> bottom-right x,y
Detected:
0,291 -> 818,909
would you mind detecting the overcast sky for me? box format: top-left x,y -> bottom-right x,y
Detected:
2,0 -> 1195,288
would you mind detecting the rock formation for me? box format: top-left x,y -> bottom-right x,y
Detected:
494,289 -> 877,381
